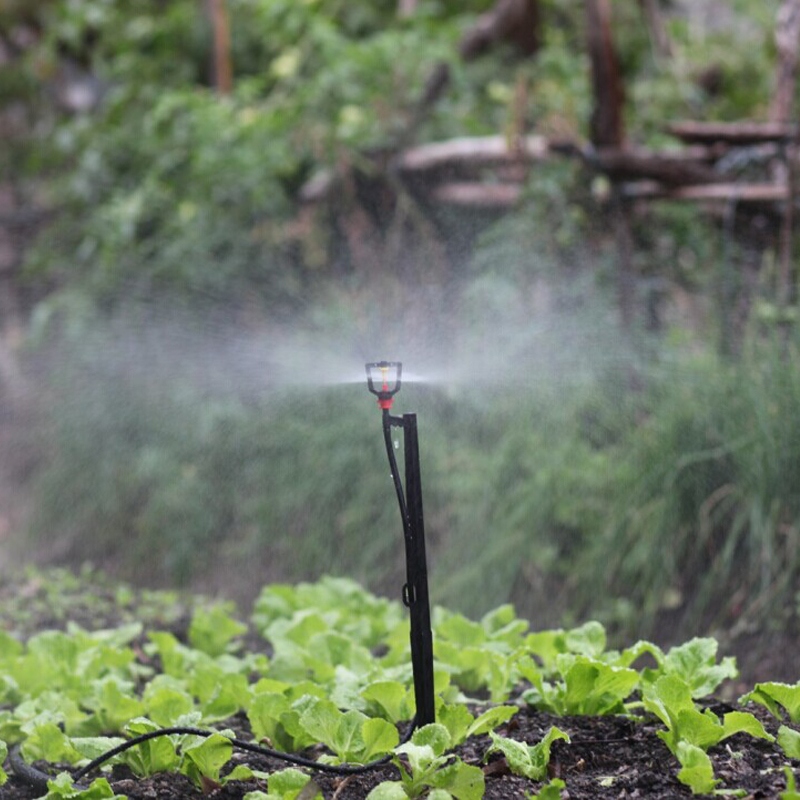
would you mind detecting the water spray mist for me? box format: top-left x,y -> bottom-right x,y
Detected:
365,361 -> 436,726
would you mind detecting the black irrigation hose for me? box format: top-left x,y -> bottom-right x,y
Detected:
382,411 -> 409,537
9,744 -> 59,793
10,717 -> 418,791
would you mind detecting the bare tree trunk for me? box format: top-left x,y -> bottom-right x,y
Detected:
586,0 -> 625,148
208,0 -> 232,94
586,0 -> 630,327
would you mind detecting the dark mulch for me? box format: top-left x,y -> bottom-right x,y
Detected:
3,701 -> 799,799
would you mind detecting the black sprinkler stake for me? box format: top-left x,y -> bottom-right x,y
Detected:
365,361 -> 436,726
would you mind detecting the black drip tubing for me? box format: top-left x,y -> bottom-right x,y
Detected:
10,717 -> 417,790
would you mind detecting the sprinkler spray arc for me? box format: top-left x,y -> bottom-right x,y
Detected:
365,361 -> 436,726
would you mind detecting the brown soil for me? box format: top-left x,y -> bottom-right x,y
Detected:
2,698 -> 799,799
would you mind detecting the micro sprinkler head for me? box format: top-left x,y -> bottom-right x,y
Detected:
365,360 -> 435,726
365,360 -> 402,410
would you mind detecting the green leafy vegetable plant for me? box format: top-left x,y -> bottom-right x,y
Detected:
778,725 -> 800,759
781,766 -> 800,800
642,675 -> 773,755
675,741 -> 718,795
437,703 -> 517,747
121,717 -> 180,777
42,772 -> 125,799
180,731 -> 234,791
298,696 -> 398,764
366,724 -> 484,799
521,654 -> 639,715
485,727 -> 569,781
188,604 -> 248,657
740,681 -> 800,723
242,766 -> 322,799
528,777 -> 566,799
641,638 -> 738,698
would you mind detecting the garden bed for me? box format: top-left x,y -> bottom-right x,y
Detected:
0,568 -> 798,799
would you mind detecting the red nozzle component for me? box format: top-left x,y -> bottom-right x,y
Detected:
365,361 -> 402,411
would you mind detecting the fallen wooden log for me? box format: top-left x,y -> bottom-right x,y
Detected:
431,182 -> 522,206
397,135 -> 549,173
667,121 -> 798,145
590,146 -> 721,185
621,181 -> 790,202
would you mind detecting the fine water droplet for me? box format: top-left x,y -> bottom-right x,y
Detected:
394,440 -> 400,449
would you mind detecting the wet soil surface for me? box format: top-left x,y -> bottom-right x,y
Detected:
3,701 -> 799,799
1,572 -> 799,798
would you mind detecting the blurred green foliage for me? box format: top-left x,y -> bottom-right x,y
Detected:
4,0 -> 799,647
8,0 -> 779,311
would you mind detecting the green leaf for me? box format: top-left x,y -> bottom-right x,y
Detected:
561,657 -> 638,715
249,692 -> 291,746
87,678 -> 145,731
181,732 -> 233,790
122,717 -> 180,777
143,683 -> 194,727
676,742 -> 719,794
429,759 -> 485,800
719,712 -> 774,743
778,725 -> 800,759
437,704 -> 475,748
614,640 -> 665,670
298,697 -> 342,753
486,727 -> 569,781
361,717 -> 399,761
658,639 -> 737,698
223,764 -> 254,783
361,681 -> 414,724
267,767 -> 319,799
530,778 -> 566,799
645,677 -> 773,754
70,737 -> 126,763
524,630 -> 567,672
394,742 -> 437,776
436,614 -> 486,647
21,722 -> 82,764
642,675 -> 697,752
465,706 -> 518,741
298,697 -> 373,763
564,621 -> 606,657
780,766 -> 800,800
411,724 -> 451,757
740,682 -> 800,723
366,782 -> 409,800
188,604 -> 247,657
332,710 -> 366,762
673,708 -> 724,750
43,772 -> 124,799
